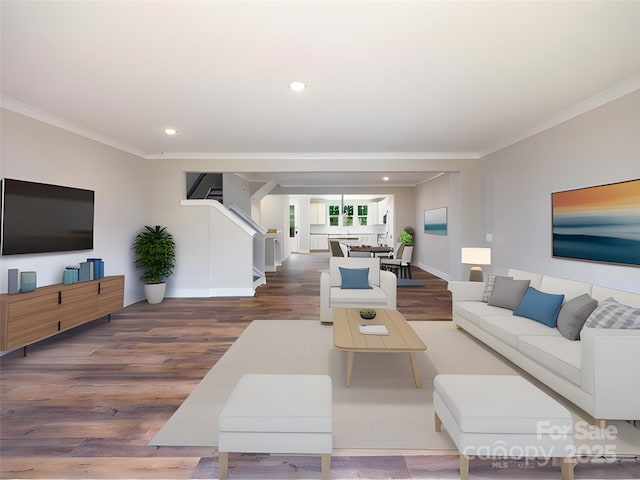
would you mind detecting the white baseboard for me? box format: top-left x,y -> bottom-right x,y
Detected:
168,287 -> 256,298
416,263 -> 449,281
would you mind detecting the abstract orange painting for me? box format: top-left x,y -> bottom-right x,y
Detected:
551,179 -> 640,266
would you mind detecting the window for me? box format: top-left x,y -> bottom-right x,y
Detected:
343,205 -> 354,226
329,205 -> 340,226
357,205 -> 368,226
289,205 -> 295,237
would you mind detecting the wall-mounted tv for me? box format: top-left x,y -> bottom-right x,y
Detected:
1,178 -> 95,255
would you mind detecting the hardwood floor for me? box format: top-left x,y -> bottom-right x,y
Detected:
1,253 -> 638,479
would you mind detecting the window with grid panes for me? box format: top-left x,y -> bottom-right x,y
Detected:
329,205 -> 340,226
343,205 -> 354,226
357,205 -> 368,226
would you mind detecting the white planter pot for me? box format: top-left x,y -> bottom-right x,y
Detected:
144,282 -> 166,304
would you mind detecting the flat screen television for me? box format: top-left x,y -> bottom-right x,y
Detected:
1,178 -> 95,255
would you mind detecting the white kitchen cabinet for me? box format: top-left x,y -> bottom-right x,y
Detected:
310,234 -> 329,250
310,201 -> 326,225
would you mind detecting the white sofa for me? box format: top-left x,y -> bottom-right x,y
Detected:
320,257 -> 396,324
448,269 -> 640,423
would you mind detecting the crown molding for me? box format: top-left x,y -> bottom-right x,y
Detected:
479,73 -> 640,157
145,151 -> 479,160
0,95 -> 147,158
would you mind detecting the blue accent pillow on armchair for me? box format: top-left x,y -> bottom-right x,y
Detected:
339,267 -> 372,289
513,287 -> 565,327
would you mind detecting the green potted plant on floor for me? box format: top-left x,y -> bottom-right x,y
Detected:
133,225 -> 176,304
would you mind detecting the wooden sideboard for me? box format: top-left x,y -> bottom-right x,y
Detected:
0,275 -> 124,353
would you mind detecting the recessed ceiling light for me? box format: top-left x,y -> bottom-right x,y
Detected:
289,81 -> 307,92
382,176 -> 390,181
164,128 -> 178,135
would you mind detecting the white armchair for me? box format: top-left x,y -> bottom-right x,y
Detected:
320,257 -> 397,324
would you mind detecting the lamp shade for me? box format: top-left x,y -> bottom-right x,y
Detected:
461,247 -> 491,265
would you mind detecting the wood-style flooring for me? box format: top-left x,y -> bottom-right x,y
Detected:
1,253 -> 638,479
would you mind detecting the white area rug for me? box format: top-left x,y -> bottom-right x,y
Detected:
150,320 -> 640,454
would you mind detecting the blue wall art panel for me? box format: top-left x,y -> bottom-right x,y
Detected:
424,207 -> 447,236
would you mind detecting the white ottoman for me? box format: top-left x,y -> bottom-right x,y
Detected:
434,374 -> 575,480
218,374 -> 332,480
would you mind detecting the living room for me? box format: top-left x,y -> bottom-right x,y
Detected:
1,1 -> 639,478
1,92 -> 637,303
1,2 -> 639,304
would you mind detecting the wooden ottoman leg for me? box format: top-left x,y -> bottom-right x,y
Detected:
321,454 -> 331,480
559,457 -> 576,480
459,454 -> 469,480
434,412 -> 442,432
218,451 -> 228,480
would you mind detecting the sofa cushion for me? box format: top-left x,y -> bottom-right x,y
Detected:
513,287 -> 565,328
329,257 -> 381,287
585,297 -> 640,329
517,336 -> 582,386
481,275 -> 512,302
508,269 -> 542,289
454,301 -> 513,325
539,276 -> 592,302
218,374 -> 332,433
557,294 -> 598,340
434,375 -> 572,434
330,285 -> 388,306
591,286 -> 640,308
478,314 -> 562,349
487,277 -> 530,310
339,267 -> 372,289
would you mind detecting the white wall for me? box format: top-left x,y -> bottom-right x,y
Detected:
482,90 -> 640,293
414,173 -> 452,279
176,200 -> 256,296
259,194 -> 289,261
222,173 -> 251,213
412,163 -> 484,281
0,109 -> 148,305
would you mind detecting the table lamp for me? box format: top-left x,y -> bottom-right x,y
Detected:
461,247 -> 491,282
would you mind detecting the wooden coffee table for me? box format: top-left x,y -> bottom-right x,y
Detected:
333,308 -> 427,388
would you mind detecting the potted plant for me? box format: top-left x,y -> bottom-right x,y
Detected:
397,227 -> 415,266
133,225 -> 176,304
398,228 -> 414,246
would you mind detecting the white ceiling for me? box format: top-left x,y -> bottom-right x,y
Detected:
1,1 -> 639,187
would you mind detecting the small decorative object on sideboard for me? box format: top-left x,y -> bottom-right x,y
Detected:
359,309 -> 377,320
78,262 -> 91,281
20,271 -> 37,293
64,259 -> 105,284
63,266 -> 80,284
87,258 -> 104,279
8,269 -> 19,294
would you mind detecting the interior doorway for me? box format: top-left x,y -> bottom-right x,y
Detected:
288,203 -> 298,254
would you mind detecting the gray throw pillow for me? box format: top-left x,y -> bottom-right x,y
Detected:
557,294 -> 598,340
482,275 -> 512,303
487,277 -> 531,310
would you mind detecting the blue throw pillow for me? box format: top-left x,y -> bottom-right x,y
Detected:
339,267 -> 372,289
513,287 -> 565,327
